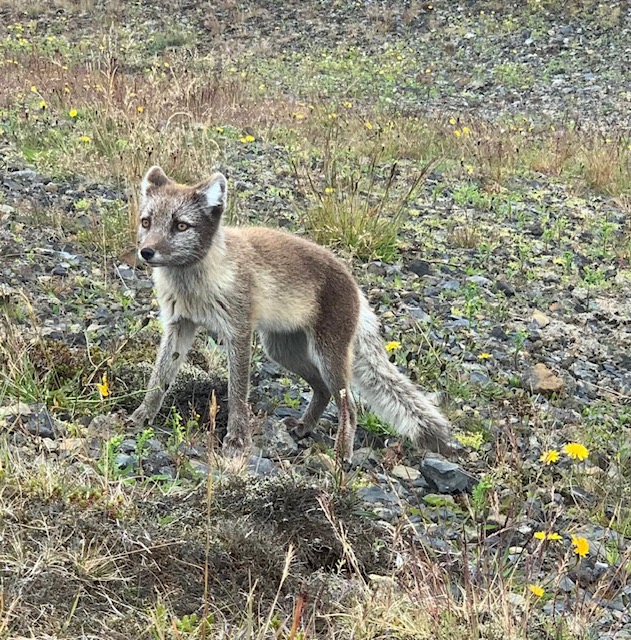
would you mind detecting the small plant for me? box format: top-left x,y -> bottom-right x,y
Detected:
294,142 -> 438,261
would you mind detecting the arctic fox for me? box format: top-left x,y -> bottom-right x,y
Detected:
131,166 -> 452,460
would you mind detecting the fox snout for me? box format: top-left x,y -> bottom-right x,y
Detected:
139,247 -> 155,261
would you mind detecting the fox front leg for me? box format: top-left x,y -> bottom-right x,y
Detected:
222,329 -> 253,457
131,317 -> 197,426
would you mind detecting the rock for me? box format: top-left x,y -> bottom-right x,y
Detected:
495,280 -> 516,296
408,259 -> 431,276
531,310 -> 550,328
523,363 -> 565,395
247,455 -> 277,476
420,458 -> 477,493
188,459 -> 210,476
350,447 -> 378,468
0,402 -> 33,420
358,485 -> 399,505
0,203 -> 16,216
303,451 -> 336,474
391,464 -> 421,482
114,453 -> 136,470
253,417 -> 298,457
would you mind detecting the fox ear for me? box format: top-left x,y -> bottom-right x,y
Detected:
141,165 -> 170,196
196,173 -> 227,217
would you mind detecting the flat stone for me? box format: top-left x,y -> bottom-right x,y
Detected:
391,464 -> 421,482
531,310 -> 551,328
420,458 -> 476,493
523,363 -> 565,395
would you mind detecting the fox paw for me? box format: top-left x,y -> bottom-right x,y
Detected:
222,433 -> 251,458
129,405 -> 151,427
282,416 -> 313,438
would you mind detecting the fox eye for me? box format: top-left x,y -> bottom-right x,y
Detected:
176,221 -> 189,232
140,218 -> 151,229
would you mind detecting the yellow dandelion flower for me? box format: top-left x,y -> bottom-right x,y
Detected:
39,100 -> 46,109
466,165 -> 474,175
293,112 -> 305,119
533,531 -> 546,540
547,532 -> 562,541
478,352 -> 492,359
454,129 -> 462,138
239,134 -> 255,143
97,373 -> 110,398
462,126 -> 471,135
343,101 -> 353,108
572,536 -> 589,558
364,121 -> 373,130
64,86 -> 71,94
540,449 -> 559,465
216,126 -> 224,133
425,68 -> 432,74
324,187 -> 334,194
137,105 -> 144,113
79,135 -> 91,143
563,442 -> 589,461
528,584 -> 545,597
30,84 -> 37,92
385,341 -> 402,352
68,108 -> 78,118
449,117 -> 457,125
328,112 -> 337,119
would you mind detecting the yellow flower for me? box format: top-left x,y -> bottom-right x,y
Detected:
239,134 -> 255,143
540,449 -> 559,465
534,530 -> 562,541
466,165 -> 474,175
385,341 -> 402,352
449,117 -> 457,125
97,373 -> 110,398
528,584 -> 545,597
343,101 -> 353,108
478,352 -> 492,359
324,187 -> 334,194
572,536 -> 589,558
563,442 -> 589,461
68,108 -> 78,118
364,121 -> 373,130
462,126 -> 471,135
30,84 -> 37,92
137,105 -> 144,113
79,135 -> 91,143
216,126 -> 224,133
39,100 -> 46,109
454,129 -> 462,138
328,112 -> 337,119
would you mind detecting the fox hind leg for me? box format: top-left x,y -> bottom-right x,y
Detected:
259,330 -> 331,436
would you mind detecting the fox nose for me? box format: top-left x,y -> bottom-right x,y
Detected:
140,247 -> 155,261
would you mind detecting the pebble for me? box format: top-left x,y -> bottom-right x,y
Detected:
522,363 -> 565,395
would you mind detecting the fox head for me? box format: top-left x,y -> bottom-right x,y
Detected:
137,166 -> 227,267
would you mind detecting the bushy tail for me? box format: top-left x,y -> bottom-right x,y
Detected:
351,298 -> 452,454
